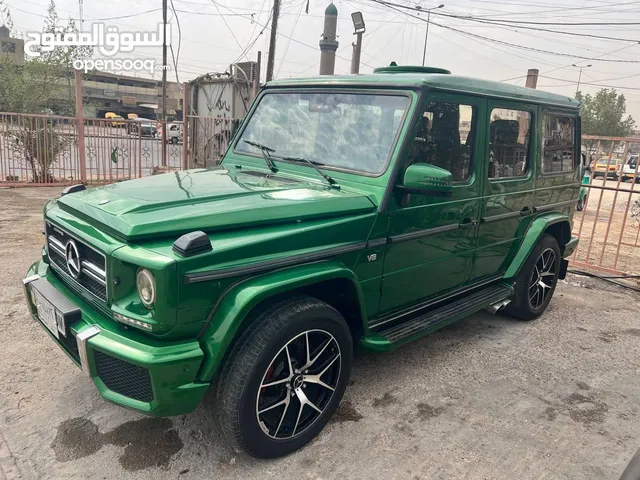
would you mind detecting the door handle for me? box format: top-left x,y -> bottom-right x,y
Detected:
458,218 -> 478,229
520,207 -> 532,216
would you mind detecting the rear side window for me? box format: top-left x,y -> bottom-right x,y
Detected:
489,109 -> 531,179
543,115 -> 576,173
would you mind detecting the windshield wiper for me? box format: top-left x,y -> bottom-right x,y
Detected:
243,140 -> 278,173
282,157 -> 338,187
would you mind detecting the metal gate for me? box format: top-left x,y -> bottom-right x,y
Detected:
572,135 -> 640,275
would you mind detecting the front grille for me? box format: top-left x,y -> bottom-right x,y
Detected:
94,350 -> 154,402
46,223 -> 107,302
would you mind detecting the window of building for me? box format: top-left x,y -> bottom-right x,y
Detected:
1,41 -> 16,53
409,101 -> 476,182
543,115 -> 576,173
489,108 -> 531,179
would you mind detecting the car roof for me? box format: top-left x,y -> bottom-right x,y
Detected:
266,67 -> 580,110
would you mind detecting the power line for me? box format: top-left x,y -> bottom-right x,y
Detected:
276,2 -> 303,77
368,0 -> 640,25
367,0 -> 640,31
540,75 -> 640,91
367,0 -> 640,64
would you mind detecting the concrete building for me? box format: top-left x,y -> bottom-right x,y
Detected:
82,72 -> 182,119
319,3 -> 339,75
0,25 -> 25,65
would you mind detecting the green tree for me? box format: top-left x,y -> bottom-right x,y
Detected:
576,89 -> 636,138
0,0 -> 92,182
576,89 -> 636,159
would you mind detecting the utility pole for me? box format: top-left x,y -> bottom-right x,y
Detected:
78,0 -> 84,30
572,63 -> 592,96
253,51 -> 262,100
266,0 -> 280,82
350,12 -> 366,75
418,4 -> 444,66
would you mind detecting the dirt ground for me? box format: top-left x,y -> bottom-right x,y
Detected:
1,187 -> 639,480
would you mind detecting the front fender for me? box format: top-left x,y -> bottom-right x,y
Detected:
196,260 -> 366,382
503,213 -> 571,280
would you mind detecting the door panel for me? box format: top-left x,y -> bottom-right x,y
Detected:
471,101 -> 537,281
380,197 -> 480,312
379,94 -> 485,314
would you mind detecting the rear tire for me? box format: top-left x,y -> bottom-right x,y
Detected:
213,296 -> 353,458
576,198 -> 584,211
506,234 -> 561,321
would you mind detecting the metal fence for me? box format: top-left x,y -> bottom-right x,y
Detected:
572,135 -> 640,276
187,115 -> 240,168
0,113 -> 237,186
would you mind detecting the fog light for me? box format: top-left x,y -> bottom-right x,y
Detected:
113,312 -> 153,331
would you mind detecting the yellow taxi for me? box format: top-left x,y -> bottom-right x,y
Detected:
593,156 -> 622,179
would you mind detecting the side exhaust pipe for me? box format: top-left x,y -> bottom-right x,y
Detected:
485,299 -> 511,314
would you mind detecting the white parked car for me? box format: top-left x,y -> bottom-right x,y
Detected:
158,123 -> 183,144
621,155 -> 639,183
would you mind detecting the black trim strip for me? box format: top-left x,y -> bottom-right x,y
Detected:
534,199 -> 577,213
185,242 -> 367,284
369,274 -> 504,329
366,238 -> 388,248
389,224 -> 459,244
481,210 -> 523,223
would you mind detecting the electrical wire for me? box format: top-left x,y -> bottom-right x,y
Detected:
567,269 -> 640,293
368,0 -> 640,25
276,2 -> 303,78
368,1 -> 640,64
209,0 -> 250,62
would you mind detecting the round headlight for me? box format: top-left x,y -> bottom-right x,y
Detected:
136,268 -> 156,308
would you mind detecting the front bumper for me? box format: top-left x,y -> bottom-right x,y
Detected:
24,260 -> 209,417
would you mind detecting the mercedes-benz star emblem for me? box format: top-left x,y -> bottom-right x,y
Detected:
65,240 -> 82,279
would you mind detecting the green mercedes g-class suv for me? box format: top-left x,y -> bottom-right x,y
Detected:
23,66 -> 580,458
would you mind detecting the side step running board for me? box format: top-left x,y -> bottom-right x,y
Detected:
376,284 -> 514,344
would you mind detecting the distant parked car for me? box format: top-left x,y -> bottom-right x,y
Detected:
593,156 -> 622,179
126,118 -> 157,137
158,123 -> 183,144
105,112 -> 125,128
621,155 -> 639,183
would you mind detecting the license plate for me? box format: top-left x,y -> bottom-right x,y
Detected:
31,288 -> 59,339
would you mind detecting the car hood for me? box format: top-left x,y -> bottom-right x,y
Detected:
55,168 -> 377,241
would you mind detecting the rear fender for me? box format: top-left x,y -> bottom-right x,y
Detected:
504,213 -> 572,280
196,260 -> 366,382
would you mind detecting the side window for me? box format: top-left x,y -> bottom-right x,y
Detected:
409,101 -> 475,182
489,109 -> 531,179
543,115 -> 575,173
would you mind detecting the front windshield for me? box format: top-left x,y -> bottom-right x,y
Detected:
235,91 -> 411,174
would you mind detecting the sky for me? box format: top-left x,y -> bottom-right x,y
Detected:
3,0 -> 640,121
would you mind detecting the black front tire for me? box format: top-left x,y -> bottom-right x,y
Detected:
213,296 -> 353,458
576,198 -> 584,211
506,234 -> 561,321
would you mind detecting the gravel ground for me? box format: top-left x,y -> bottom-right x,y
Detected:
1,187 -> 639,480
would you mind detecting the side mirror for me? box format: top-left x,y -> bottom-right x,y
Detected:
399,163 -> 453,197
